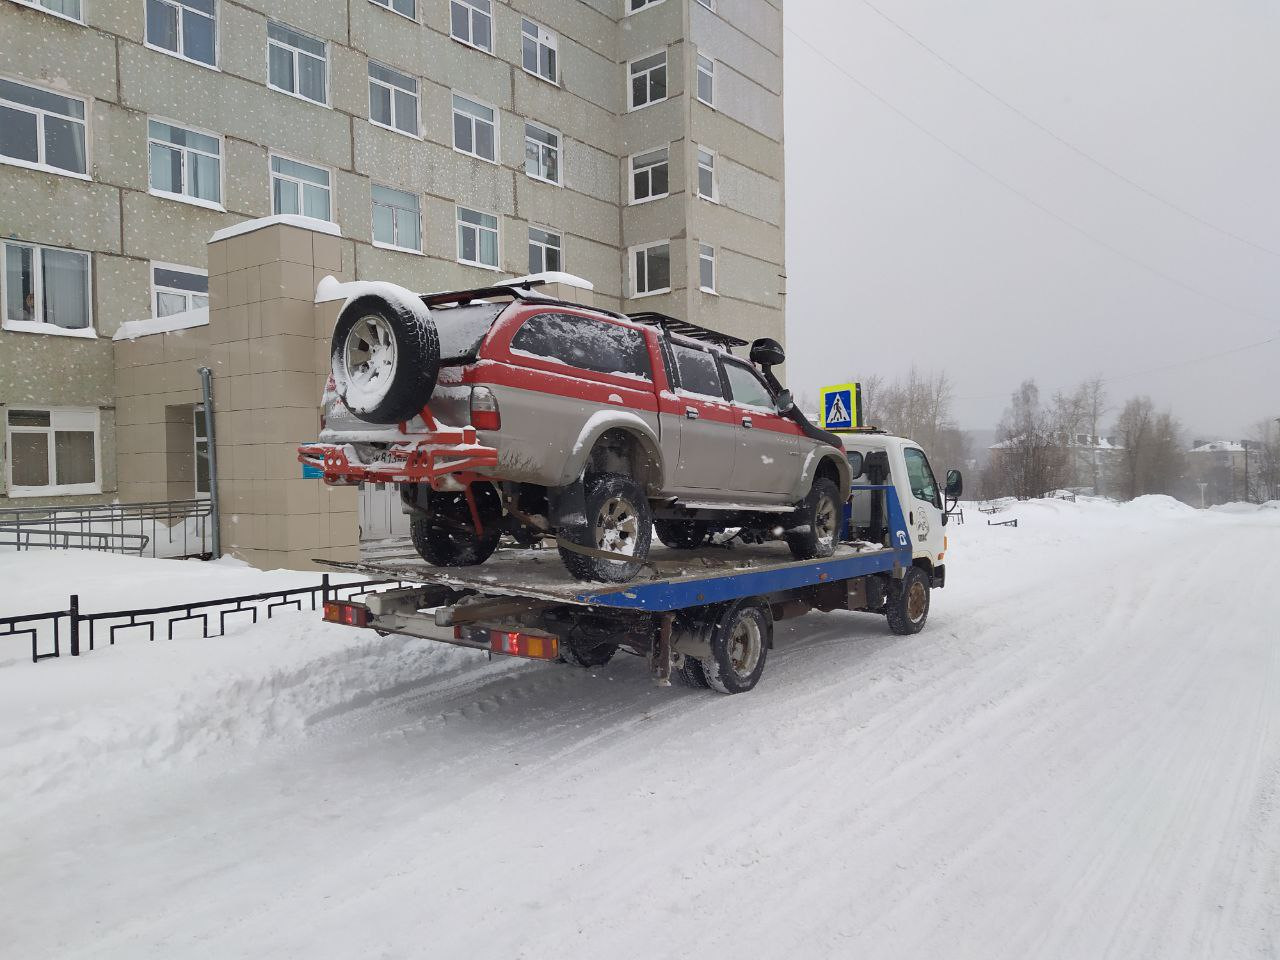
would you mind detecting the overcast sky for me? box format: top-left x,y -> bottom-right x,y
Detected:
783,0 -> 1279,439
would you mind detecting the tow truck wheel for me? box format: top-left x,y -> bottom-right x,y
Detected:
676,655 -> 710,689
558,473 -> 653,583
654,519 -> 711,550
886,565 -> 930,635
785,477 -> 840,561
410,484 -> 502,567
702,599 -> 772,695
559,640 -> 618,668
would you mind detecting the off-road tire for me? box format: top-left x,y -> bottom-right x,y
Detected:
557,473 -> 653,583
702,598 -> 772,695
410,483 -> 502,567
676,655 -> 710,689
887,565 -> 930,635
331,295 -> 439,424
785,477 -> 841,561
654,519 -> 712,550
559,641 -> 618,668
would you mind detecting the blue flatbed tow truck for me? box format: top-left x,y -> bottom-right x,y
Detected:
318,470 -> 950,695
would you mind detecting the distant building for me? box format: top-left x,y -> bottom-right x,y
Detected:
1186,440 -> 1254,505
988,433 -> 1124,497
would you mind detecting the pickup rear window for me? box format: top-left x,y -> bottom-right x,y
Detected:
511,312 -> 652,379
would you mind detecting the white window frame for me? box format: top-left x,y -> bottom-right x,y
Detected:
696,145 -> 718,202
371,183 -> 423,254
527,226 -> 562,274
521,18 -> 558,85
144,0 -> 220,70
367,0 -> 416,22
625,0 -> 665,14
524,121 -> 561,186
452,92 -> 498,163
629,146 -> 669,205
628,50 -> 668,111
266,20 -> 329,107
0,75 -> 90,180
698,243 -> 717,294
150,261 -> 208,318
696,53 -> 715,107
5,406 -> 102,498
456,206 -> 500,270
7,0 -> 84,24
368,60 -> 420,139
1,239 -> 94,337
147,116 -> 224,210
268,152 -> 333,222
629,240 -> 671,298
449,0 -> 493,53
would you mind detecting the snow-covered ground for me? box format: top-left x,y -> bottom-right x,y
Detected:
2,497 -> 1278,959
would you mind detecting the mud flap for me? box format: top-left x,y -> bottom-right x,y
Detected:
547,477 -> 588,532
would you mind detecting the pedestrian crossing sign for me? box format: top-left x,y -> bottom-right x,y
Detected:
820,383 -> 861,431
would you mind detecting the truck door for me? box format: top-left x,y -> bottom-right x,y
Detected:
902,446 -> 945,553
663,341 -> 738,491
719,357 -> 800,495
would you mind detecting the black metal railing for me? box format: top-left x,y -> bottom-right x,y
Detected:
0,499 -> 213,559
1,574 -> 410,664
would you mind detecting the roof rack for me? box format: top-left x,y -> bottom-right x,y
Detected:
626,312 -> 750,350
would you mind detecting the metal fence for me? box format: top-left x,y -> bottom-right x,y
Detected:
0,499 -> 213,559
2,574 -> 410,664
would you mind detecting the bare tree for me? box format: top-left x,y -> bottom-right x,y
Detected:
1248,419 -> 1280,502
986,380 -> 1069,499
1113,396 -> 1184,499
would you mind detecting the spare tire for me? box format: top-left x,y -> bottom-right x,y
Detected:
331,295 -> 439,424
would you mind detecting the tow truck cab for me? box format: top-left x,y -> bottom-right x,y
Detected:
841,433 -> 961,589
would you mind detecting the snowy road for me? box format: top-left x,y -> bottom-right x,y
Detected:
2,499 -> 1278,959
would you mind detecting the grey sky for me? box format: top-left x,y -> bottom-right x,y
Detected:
783,0 -> 1279,439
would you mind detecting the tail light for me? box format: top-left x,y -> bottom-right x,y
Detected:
470,386 -> 501,431
455,626 -> 559,660
323,600 -> 369,627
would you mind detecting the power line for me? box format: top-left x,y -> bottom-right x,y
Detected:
855,0 -> 1280,260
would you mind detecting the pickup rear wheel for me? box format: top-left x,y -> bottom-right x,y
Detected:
786,477 -> 841,561
702,599 -> 772,695
557,473 -> 653,583
331,296 -> 439,424
886,565 -> 930,635
654,519 -> 711,550
410,484 -> 502,567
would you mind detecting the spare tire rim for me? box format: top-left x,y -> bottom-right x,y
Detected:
728,615 -> 762,676
595,496 -> 639,557
341,313 -> 397,408
907,580 -> 927,621
815,493 -> 837,547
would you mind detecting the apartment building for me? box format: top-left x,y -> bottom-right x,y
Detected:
0,0 -> 785,508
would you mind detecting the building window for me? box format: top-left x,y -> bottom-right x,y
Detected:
696,54 -> 715,106
626,0 -> 664,13
0,78 -> 88,177
2,241 -> 92,333
372,184 -> 421,252
528,227 -> 562,274
193,404 -> 210,498
152,263 -> 208,317
5,408 -> 100,497
270,154 -> 332,221
630,147 -> 668,203
524,122 -> 560,185
457,206 -> 499,268
148,119 -> 222,206
450,0 -> 492,52
369,61 -> 419,137
630,241 -> 670,297
452,94 -> 497,162
267,21 -> 327,105
521,19 -> 558,84
628,52 -> 667,110
145,0 -> 217,68
9,0 -> 83,22
696,146 -> 717,201
368,0 -> 415,20
698,243 -> 716,293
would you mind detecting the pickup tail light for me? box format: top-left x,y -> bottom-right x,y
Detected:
456,626 -> 559,660
470,385 -> 501,431
323,600 -> 369,627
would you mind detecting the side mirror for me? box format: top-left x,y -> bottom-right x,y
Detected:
749,337 -> 786,368
774,389 -> 794,413
945,469 -> 963,509
846,450 -> 864,478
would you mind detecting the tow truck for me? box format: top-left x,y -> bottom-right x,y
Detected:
317,427 -> 962,695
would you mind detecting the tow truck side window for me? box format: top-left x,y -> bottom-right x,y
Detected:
670,342 -> 723,398
511,312 -> 651,379
904,447 -> 941,509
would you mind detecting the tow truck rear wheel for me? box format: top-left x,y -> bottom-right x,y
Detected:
559,640 -> 618,668
886,565 -> 930,635
410,483 -> 502,567
702,598 -> 772,695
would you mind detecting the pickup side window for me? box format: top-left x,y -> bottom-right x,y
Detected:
904,447 -> 941,509
721,359 -> 775,411
510,312 -> 651,379
670,342 -> 724,398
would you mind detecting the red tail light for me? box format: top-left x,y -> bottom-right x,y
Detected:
470,385 -> 501,431
454,626 -> 559,660
323,601 -> 369,627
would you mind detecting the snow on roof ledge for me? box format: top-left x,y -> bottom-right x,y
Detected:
113,307 -> 209,341
209,214 -> 342,244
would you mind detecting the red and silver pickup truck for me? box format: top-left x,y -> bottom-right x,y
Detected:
301,278 -> 851,582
